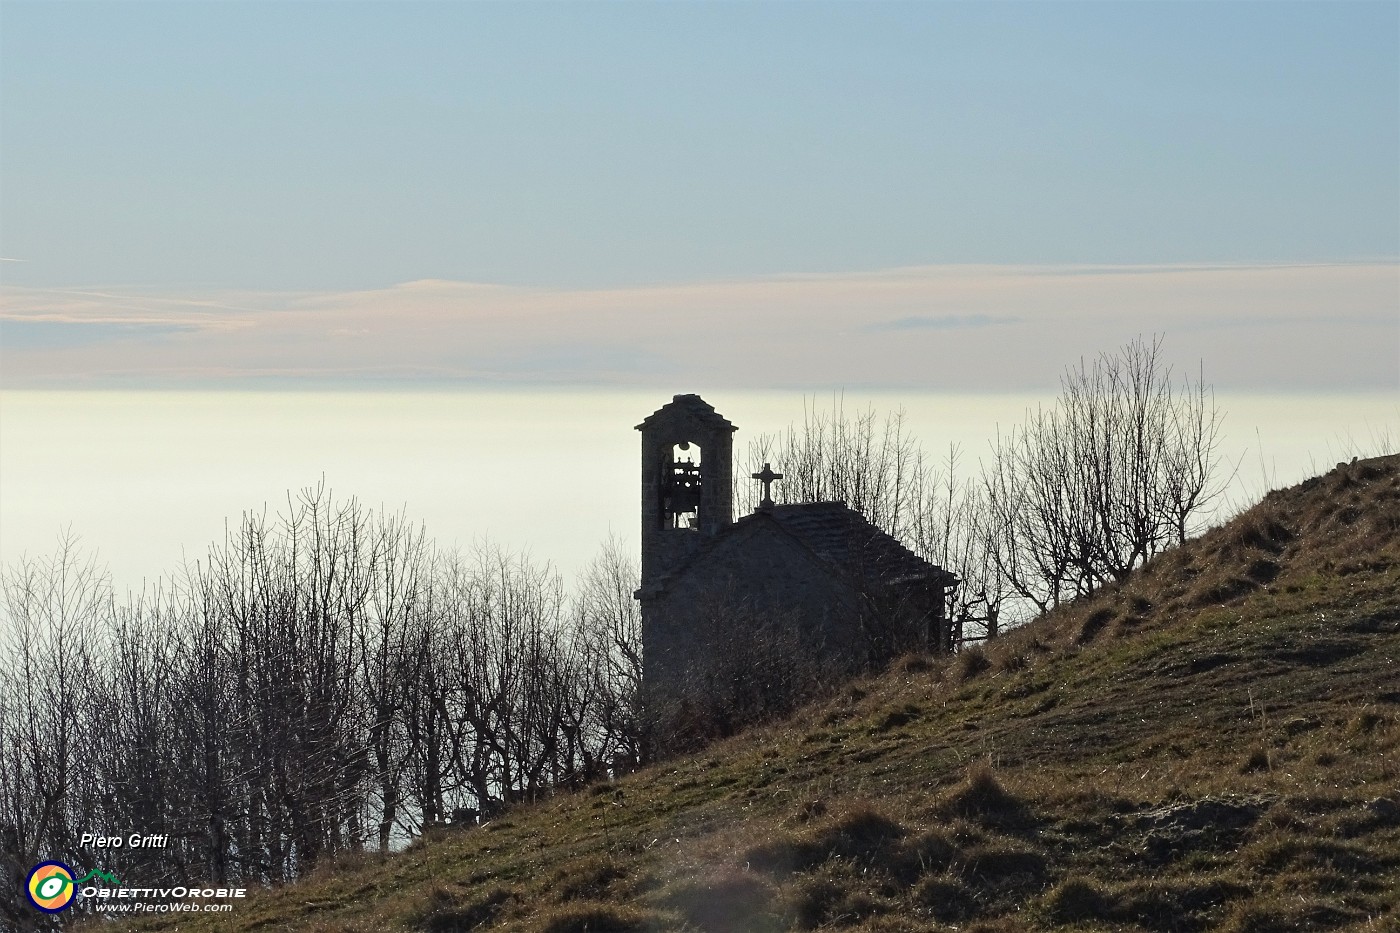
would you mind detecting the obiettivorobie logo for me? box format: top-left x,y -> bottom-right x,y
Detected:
26,859 -> 246,916
26,863 -> 121,913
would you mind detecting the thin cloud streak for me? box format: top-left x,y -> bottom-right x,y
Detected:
865,313 -> 1020,332
1,263 -> 1395,391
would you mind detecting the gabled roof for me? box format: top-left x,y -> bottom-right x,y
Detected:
760,502 -> 957,586
645,500 -> 956,596
635,394 -> 737,432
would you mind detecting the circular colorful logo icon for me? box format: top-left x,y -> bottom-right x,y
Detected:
26,861 -> 76,913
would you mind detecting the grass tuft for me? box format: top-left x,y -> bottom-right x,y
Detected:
954,645 -> 992,681
536,902 -> 657,933
409,885 -> 518,932
1043,877 -> 1108,923
939,762 -> 1027,826
550,856 -> 629,903
914,875 -> 977,921
1240,745 -> 1271,774
819,803 -> 906,855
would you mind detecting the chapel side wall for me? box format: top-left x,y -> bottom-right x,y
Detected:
864,578 -> 951,658
643,522 -> 866,710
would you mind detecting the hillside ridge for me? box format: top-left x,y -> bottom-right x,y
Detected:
109,455 -> 1400,932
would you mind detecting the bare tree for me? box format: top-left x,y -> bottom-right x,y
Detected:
983,336 -> 1226,615
905,445 -> 1010,642
572,537 -> 643,771
743,394 -> 927,542
193,483 -> 382,876
400,572 -> 455,831
0,534 -> 110,930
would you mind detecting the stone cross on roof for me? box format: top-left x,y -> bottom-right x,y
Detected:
752,462 -> 784,510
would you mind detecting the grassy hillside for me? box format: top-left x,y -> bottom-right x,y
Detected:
110,456 -> 1399,932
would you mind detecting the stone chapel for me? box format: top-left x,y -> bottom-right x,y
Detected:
635,394 -> 958,744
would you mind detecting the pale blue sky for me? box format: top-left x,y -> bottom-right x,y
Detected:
2,1 -> 1397,292
2,3 -> 1398,587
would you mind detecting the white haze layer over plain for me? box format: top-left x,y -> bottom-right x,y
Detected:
2,389 -> 1395,597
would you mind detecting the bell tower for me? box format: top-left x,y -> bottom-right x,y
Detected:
635,394 -> 736,590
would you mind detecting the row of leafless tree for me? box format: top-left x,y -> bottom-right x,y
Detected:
745,336 -> 1228,638
0,490 -> 642,921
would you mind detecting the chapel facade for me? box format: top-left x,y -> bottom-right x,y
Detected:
635,394 -> 958,748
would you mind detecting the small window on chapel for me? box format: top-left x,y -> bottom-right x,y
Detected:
663,441 -> 702,529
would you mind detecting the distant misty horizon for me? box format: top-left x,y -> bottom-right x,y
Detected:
1,387 -> 1394,601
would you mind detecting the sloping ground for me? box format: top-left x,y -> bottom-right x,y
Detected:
111,456 -> 1399,932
